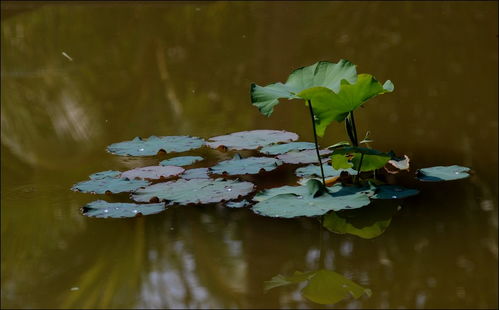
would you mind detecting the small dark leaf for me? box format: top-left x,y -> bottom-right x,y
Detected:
416,165 -> 471,182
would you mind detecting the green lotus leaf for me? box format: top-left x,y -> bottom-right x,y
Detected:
132,178 -> 255,205
259,142 -> 316,155
277,149 -> 332,165
331,153 -> 354,170
120,165 -> 184,180
71,173 -> 150,194
296,164 -> 357,179
89,170 -> 122,179
159,156 -> 204,167
332,147 -> 391,172
209,156 -> 283,176
107,135 -> 205,156
250,60 -> 357,116
416,165 -> 471,182
372,185 -> 420,199
81,200 -> 166,218
298,74 -> 394,136
181,168 -> 210,180
225,200 -> 251,208
206,130 -> 299,150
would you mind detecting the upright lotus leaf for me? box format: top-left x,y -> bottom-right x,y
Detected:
209,156 -> 283,175
416,165 -> 471,182
259,142 -> 316,155
132,178 -> 255,205
89,170 -> 122,179
265,270 -> 371,305
71,174 -> 150,194
295,164 -> 357,178
298,74 -> 394,136
225,200 -> 251,208
120,165 -> 184,180
277,149 -> 332,165
181,168 -> 210,180
81,200 -> 166,218
371,185 -> 420,200
331,146 -> 391,172
250,60 -> 357,116
159,156 -> 204,167
206,130 -> 299,150
107,135 -> 205,156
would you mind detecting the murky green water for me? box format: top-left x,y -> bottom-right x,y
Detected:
1,1 -> 497,308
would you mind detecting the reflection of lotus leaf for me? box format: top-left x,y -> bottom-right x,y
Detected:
372,185 -> 420,199
417,165 -> 470,182
160,156 -> 204,167
210,156 -> 283,175
82,200 -> 166,218
132,178 -> 255,205
225,200 -> 251,208
206,130 -> 298,150
120,165 -> 184,180
181,168 -> 210,180
71,173 -> 150,194
259,142 -> 316,155
277,149 -> 332,164
295,164 -> 357,178
107,135 -> 205,156
323,211 -> 391,239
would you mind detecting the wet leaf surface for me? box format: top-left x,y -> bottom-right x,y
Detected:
209,156 -> 283,175
81,200 -> 166,218
120,165 -> 184,180
132,178 -> 255,205
159,156 -> 204,167
206,130 -> 298,150
295,164 -> 357,178
416,165 -> 471,182
107,135 -> 205,156
259,142 -> 316,155
71,173 -> 150,194
277,149 -> 332,164
181,168 -> 210,180
372,185 -> 420,199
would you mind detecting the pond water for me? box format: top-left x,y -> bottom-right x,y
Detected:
1,2 -> 497,309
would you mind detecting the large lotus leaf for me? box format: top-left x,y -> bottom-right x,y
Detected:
132,178 -> 255,205
71,175 -> 149,194
82,200 -> 166,218
206,130 -> 298,150
298,74 -> 393,136
372,185 -> 420,199
250,60 -> 357,116
295,164 -> 357,178
416,165 -> 471,182
277,149 -> 332,165
252,184 -> 372,218
259,142 -> 316,155
107,135 -> 205,156
89,170 -> 122,179
120,165 -> 184,180
181,168 -> 210,180
332,147 -> 391,172
159,156 -> 204,167
209,156 -> 283,175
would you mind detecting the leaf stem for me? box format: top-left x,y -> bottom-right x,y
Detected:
349,111 -> 359,147
307,100 -> 327,186
354,153 -> 364,185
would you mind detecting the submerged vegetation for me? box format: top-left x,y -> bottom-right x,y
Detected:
71,59 -> 471,305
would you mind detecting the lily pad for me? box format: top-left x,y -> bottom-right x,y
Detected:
71,173 -> 150,194
132,178 -> 255,205
89,170 -> 122,179
295,164 -> 357,178
206,130 -> 298,150
181,168 -> 210,180
120,165 -> 184,180
277,149 -> 332,165
209,156 -> 283,175
416,165 -> 471,182
259,142 -> 316,155
371,185 -> 420,200
81,200 -> 166,218
107,135 -> 205,156
225,200 -> 251,208
159,156 -> 204,167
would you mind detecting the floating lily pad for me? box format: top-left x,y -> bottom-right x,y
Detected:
259,142 -> 316,155
252,181 -> 372,218
160,156 -> 204,167
416,165 -> 471,182
209,156 -> 283,175
295,164 -> 357,178
225,200 -> 251,208
71,173 -> 150,194
81,200 -> 166,218
181,168 -> 210,180
107,135 -> 205,156
132,178 -> 255,205
277,149 -> 332,164
89,170 -> 122,179
120,165 -> 184,180
372,185 -> 420,199
206,130 -> 298,150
